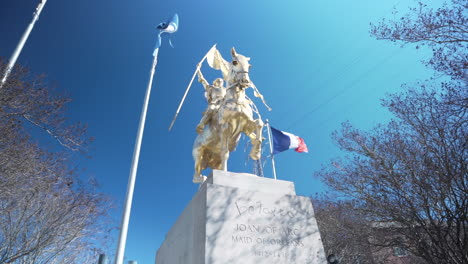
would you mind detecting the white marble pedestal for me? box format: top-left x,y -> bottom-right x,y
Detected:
155,170 -> 327,264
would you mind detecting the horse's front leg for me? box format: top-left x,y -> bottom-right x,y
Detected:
246,119 -> 264,160
192,146 -> 207,183
219,125 -> 231,171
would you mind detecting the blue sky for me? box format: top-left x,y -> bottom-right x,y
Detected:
0,0 -> 441,263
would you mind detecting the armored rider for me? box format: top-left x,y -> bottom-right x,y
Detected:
196,68 -> 226,134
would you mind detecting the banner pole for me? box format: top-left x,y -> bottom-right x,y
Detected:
168,44 -> 216,131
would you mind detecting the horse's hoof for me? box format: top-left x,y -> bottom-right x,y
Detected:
193,175 -> 207,183
249,151 -> 261,160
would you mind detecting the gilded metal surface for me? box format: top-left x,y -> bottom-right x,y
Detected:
195,69 -> 226,134
192,47 -> 264,183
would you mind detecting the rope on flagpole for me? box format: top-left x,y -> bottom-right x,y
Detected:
265,119 -> 278,180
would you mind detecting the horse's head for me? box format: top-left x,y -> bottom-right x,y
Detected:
230,47 -> 251,87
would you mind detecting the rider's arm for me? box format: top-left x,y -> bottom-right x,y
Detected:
197,69 -> 209,89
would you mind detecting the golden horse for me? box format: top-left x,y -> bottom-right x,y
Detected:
192,48 -> 264,183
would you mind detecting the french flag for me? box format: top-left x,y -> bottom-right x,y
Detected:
270,126 -> 308,154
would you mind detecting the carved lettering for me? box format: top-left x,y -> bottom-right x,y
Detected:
281,227 -> 300,236
235,201 -> 297,218
234,223 -> 278,234
254,237 -> 304,247
231,235 -> 253,244
254,250 -> 289,258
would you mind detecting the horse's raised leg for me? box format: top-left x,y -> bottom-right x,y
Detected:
246,119 -> 264,160
192,147 -> 207,183
219,125 -> 231,171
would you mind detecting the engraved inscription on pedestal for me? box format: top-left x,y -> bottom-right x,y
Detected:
206,183 -> 326,264
155,171 -> 327,264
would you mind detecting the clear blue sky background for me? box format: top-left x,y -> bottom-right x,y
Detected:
1,0 -> 441,263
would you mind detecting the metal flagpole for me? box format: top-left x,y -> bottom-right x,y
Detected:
265,119 -> 278,180
114,48 -> 159,264
114,14 -> 178,264
1,0 -> 48,89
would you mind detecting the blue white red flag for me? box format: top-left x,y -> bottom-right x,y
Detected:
154,14 -> 179,55
270,126 -> 308,154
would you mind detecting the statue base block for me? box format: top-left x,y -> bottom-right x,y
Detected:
155,170 -> 327,264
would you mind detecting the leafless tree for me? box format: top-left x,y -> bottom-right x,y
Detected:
316,83 -> 467,263
316,2 -> 467,263
370,0 -> 467,82
313,195 -> 432,264
0,58 -> 92,152
312,196 -> 377,264
0,59 -> 111,263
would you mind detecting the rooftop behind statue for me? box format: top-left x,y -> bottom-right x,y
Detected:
191,46 -> 270,183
